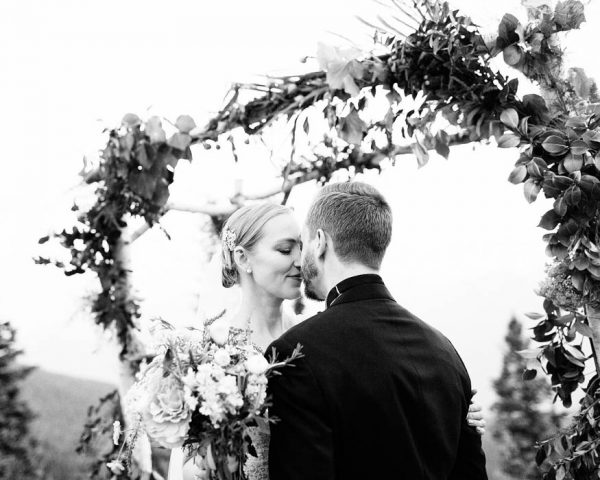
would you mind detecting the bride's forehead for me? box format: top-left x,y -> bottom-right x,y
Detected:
261,213 -> 300,237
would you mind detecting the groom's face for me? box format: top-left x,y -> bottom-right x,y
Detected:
300,226 -> 325,301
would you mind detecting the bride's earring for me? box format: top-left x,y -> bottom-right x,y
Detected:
246,268 -> 252,274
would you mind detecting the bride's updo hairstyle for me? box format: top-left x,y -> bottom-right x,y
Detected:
221,203 -> 291,288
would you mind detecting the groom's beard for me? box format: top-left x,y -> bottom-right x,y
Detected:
301,252 -> 324,301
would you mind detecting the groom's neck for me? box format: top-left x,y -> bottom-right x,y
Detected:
323,262 -> 380,297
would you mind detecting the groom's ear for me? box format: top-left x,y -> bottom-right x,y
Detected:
315,229 -> 328,259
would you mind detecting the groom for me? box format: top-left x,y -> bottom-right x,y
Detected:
266,181 -> 487,479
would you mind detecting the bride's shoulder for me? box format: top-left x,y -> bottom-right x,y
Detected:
282,311 -> 303,332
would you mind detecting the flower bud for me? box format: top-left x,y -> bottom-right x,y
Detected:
209,322 -> 229,346
213,348 -> 231,367
246,354 -> 269,375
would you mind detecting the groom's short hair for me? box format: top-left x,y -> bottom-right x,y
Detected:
306,181 -> 392,269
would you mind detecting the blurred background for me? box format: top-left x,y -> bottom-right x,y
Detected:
2,0 -> 599,478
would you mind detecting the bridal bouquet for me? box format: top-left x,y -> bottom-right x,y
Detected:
113,320 -> 302,480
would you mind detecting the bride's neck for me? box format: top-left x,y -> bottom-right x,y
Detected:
233,281 -> 284,337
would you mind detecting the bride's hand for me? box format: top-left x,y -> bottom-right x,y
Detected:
467,388 -> 486,436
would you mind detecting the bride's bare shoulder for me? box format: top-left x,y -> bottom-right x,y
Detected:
282,311 -> 304,332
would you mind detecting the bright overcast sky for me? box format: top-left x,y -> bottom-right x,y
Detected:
1,0 -> 599,408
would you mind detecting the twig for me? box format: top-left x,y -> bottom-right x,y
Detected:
251,86 -> 329,135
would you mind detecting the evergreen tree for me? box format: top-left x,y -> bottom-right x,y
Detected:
492,317 -> 564,480
0,320 -> 39,479
589,80 -> 600,103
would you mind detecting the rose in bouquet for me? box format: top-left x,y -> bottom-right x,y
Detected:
114,320 -> 302,480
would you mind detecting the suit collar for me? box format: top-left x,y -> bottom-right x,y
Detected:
326,274 -> 394,308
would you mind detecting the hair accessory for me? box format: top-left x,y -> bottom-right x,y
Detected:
223,227 -> 237,251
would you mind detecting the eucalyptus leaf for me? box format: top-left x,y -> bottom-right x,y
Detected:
542,135 -> 569,155
524,179 -> 541,203
563,154 -> 583,173
500,108 -> 519,129
498,132 -> 521,148
508,165 -> 527,184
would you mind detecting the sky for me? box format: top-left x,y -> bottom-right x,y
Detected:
1,0 -> 600,410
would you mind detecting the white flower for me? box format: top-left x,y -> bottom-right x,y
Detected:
245,374 -> 268,410
183,385 -> 199,411
213,348 -> 231,367
112,420 -> 121,446
106,460 -> 125,475
246,354 -> 269,375
143,375 -> 192,448
208,321 -> 229,346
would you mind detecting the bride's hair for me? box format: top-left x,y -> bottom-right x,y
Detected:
221,202 -> 291,288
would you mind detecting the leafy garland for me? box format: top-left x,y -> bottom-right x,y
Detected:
37,0 -> 600,477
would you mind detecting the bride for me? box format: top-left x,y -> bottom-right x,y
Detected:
171,202 -> 485,479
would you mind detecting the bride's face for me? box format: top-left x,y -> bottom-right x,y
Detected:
246,213 -> 302,300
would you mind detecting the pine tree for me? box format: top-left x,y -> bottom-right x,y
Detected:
492,317 -> 564,480
589,80 -> 600,103
0,320 -> 39,479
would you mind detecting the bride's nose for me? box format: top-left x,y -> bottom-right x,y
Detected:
292,247 -> 301,267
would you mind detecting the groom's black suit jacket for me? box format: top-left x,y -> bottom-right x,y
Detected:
266,274 -> 487,480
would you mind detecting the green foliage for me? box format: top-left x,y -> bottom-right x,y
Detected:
536,377 -> 600,479
0,321 -> 40,479
492,318 -> 564,480
34,115 -> 196,355
76,390 -> 125,479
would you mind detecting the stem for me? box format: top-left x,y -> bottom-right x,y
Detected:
584,305 -> 600,375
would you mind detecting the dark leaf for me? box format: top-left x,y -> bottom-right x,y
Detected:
563,154 -> 583,173
525,312 -> 546,320
564,185 -> 582,205
579,174 -> 600,199
523,368 -> 538,381
570,139 -> 589,155
167,133 -> 192,151
122,113 -> 141,127
498,132 -> 521,148
339,108 -> 366,145
565,116 -> 588,131
572,270 -> 585,291
503,45 -> 522,66
554,0 -> 586,30
575,321 -> 594,337
434,136 -> 450,159
411,142 -> 429,168
524,179 -> 541,203
498,13 -> 521,42
523,94 -> 550,123
535,445 -> 547,466
508,165 -> 527,184
527,157 -> 547,178
554,197 -> 567,216
539,210 -> 562,230
175,115 -> 196,134
500,108 -> 519,129
557,219 -> 579,246
542,135 -> 569,155
136,142 -> 154,169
